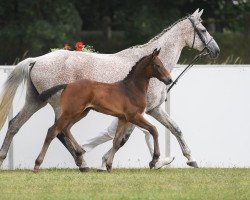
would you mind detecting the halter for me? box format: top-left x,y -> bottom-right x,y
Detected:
165,16 -> 214,100
188,16 -> 213,52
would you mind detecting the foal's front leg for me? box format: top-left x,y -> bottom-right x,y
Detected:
106,118 -> 129,172
129,113 -> 160,168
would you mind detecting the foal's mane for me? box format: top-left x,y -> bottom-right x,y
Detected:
123,55 -> 149,81
130,14 -> 190,49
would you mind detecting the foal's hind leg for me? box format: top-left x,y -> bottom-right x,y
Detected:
53,105 -> 88,171
0,84 -> 47,167
55,108 -> 90,171
63,127 -> 89,172
34,116 -> 71,172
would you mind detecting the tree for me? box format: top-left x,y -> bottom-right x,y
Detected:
0,0 -> 82,64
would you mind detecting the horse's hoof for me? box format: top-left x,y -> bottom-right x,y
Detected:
187,161 -> 199,168
79,167 -> 90,172
97,168 -> 107,172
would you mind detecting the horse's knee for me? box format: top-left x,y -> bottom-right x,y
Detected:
7,114 -> 21,135
0,154 -> 6,160
8,114 -> 19,128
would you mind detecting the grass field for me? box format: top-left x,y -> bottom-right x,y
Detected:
0,168 -> 249,200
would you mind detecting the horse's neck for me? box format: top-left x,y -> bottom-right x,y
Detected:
116,21 -> 186,72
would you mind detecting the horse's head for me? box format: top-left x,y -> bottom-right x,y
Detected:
184,9 -> 220,59
148,49 -> 173,85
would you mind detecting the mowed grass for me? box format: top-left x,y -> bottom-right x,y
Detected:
0,168 -> 249,200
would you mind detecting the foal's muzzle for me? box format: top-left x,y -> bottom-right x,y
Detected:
162,77 -> 173,85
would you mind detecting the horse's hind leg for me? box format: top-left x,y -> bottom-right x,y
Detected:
0,83 -> 46,167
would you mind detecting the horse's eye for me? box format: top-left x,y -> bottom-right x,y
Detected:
201,29 -> 206,33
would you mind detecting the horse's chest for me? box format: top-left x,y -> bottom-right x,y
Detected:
146,78 -> 166,111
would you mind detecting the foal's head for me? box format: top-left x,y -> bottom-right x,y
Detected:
144,49 -> 173,85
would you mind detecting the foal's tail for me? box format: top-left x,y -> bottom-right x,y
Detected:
0,58 -> 35,131
39,84 -> 67,102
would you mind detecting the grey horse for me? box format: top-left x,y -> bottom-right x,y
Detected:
0,9 -> 219,170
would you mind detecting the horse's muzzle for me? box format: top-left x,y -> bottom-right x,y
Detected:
208,39 -> 220,59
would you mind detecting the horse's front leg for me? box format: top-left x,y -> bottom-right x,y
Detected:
148,106 -> 198,168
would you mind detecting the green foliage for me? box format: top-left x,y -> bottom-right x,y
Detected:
179,32 -> 250,64
0,0 -> 249,64
0,0 -> 82,64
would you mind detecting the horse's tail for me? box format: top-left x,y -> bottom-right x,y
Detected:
0,58 -> 36,130
39,84 -> 67,102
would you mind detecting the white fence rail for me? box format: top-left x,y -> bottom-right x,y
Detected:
1,65 -> 250,169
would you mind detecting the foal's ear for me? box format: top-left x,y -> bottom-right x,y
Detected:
151,48 -> 161,59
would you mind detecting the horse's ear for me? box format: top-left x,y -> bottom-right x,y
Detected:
152,48 -> 161,59
191,8 -> 200,18
198,9 -> 204,18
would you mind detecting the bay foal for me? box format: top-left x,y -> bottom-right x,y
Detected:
34,49 -> 173,172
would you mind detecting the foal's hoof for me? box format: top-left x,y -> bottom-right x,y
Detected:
79,167 -> 90,172
149,161 -> 156,169
33,167 -> 40,173
187,161 -> 199,168
106,164 -> 112,173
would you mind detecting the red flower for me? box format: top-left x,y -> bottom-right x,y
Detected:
75,41 -> 84,51
64,44 -> 71,50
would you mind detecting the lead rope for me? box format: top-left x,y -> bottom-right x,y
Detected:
165,50 -> 209,101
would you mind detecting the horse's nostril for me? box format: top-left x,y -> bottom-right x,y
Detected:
216,48 -> 220,56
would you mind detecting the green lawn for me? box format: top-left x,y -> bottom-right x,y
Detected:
0,168 -> 249,200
